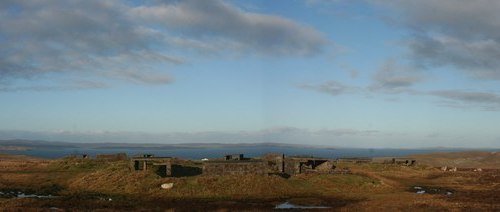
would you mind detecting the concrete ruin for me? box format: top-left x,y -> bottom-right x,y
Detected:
224,154 -> 248,161
203,160 -> 267,176
336,157 -> 372,164
203,154 -> 335,176
441,167 -> 484,172
390,158 -> 416,166
203,154 -> 266,176
262,154 -> 285,173
283,157 -> 335,175
96,153 -> 127,161
130,154 -> 173,177
132,153 -> 337,177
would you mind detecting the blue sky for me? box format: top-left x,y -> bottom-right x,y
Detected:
1,0 -> 500,148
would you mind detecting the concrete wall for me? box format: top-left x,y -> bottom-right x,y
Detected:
283,158 -> 335,175
284,158 -> 306,175
96,153 -> 127,161
130,157 -> 173,177
203,160 -> 267,176
314,161 -> 335,173
262,154 -> 284,174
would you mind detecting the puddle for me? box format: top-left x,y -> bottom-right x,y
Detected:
0,190 -> 57,199
411,186 -> 453,196
275,201 -> 330,209
98,196 -> 113,201
17,193 -> 56,198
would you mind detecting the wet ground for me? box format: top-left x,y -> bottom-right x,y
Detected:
275,201 -> 330,209
0,189 -> 58,199
410,186 -> 454,196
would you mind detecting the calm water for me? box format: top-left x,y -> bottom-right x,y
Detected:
2,146 -> 495,159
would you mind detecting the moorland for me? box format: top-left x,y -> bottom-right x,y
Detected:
0,151 -> 499,211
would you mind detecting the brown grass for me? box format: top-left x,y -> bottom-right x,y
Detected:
0,153 -> 499,210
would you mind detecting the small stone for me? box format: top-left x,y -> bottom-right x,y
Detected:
161,183 -> 174,190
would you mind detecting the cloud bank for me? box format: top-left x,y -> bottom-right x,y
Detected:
377,0 -> 500,80
300,59 -> 500,111
0,0 -> 327,90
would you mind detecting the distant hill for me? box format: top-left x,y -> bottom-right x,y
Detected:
410,151 -> 500,169
0,139 -> 331,150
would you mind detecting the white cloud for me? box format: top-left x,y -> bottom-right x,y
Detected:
370,60 -> 424,93
375,0 -> 500,80
429,90 -> 500,111
131,0 -> 328,56
0,0 -> 327,90
299,80 -> 354,96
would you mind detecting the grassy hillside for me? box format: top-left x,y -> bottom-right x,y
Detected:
410,151 -> 500,169
0,153 -> 499,210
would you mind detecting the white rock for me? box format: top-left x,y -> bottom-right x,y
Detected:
161,183 -> 174,190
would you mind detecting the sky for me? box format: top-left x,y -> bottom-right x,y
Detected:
1,0 -> 500,148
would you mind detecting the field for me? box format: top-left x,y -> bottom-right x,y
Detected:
0,152 -> 499,211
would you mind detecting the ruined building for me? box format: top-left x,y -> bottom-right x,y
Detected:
130,154 -> 173,177
132,153 -> 337,177
202,154 -> 267,176
390,158 -> 416,166
336,157 -> 372,164
203,160 -> 267,176
203,154 -> 336,176
96,153 -> 127,161
283,156 -> 335,175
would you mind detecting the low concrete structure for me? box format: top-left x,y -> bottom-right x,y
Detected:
284,156 -> 335,175
262,154 -> 285,174
134,153 -> 337,177
205,154 -> 336,176
224,154 -> 247,161
96,153 -> 127,161
373,157 -> 417,166
203,160 -> 267,176
336,157 -> 372,164
391,158 -> 416,166
130,154 -> 173,177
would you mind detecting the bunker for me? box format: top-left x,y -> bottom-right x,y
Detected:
336,157 -> 372,164
203,160 -> 267,176
203,154 -> 266,176
391,158 -> 416,166
284,156 -> 335,175
130,154 -> 173,177
96,153 -> 127,161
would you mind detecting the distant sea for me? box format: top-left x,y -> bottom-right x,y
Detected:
2,146 -> 497,159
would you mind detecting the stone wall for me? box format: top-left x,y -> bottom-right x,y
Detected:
336,158 -> 372,164
284,158 -> 305,175
262,154 -> 284,174
96,153 -> 127,161
130,157 -> 173,177
203,160 -> 267,176
283,158 -> 335,175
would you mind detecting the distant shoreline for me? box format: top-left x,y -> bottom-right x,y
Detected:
2,139 -> 498,150
2,139 -> 499,160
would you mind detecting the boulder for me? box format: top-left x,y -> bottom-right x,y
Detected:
161,183 -> 174,190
